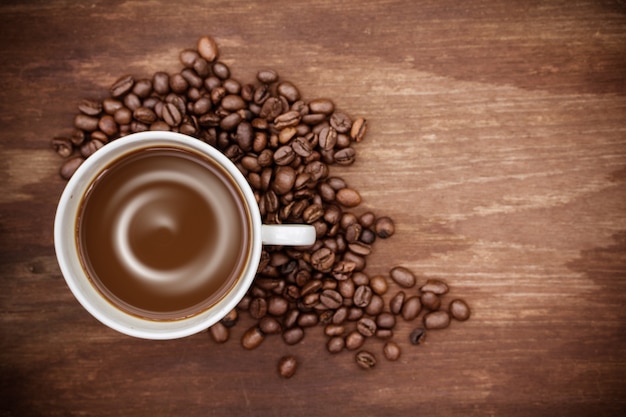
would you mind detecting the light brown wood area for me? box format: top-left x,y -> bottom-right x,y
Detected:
1,1 -> 625,416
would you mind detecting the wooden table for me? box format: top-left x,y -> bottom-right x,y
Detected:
1,1 -> 625,416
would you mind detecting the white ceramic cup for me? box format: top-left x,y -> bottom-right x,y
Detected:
54,131 -> 316,340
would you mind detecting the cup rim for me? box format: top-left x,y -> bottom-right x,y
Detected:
54,131 -> 263,339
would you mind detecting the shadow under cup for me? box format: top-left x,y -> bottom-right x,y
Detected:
77,145 -> 253,321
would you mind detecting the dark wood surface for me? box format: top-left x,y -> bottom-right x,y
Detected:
1,1 -> 625,416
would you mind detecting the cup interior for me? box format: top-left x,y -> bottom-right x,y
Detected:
54,131 -> 263,339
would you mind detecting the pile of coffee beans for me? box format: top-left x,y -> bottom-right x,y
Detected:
51,35 -> 470,378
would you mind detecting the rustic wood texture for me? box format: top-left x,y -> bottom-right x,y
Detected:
1,1 -> 625,416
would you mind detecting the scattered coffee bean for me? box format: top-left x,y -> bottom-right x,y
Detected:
421,291 -> 441,310
390,266 -> 416,288
277,355 -> 297,379
409,327 -> 426,345
241,326 -> 264,350
420,279 -> 449,295
355,350 -> 376,370
369,275 -> 388,295
336,188 -> 361,207
383,341 -> 401,361
282,327 -> 304,345
401,296 -> 422,321
327,336 -> 345,354
424,310 -> 451,330
356,317 -> 377,337
209,322 -> 229,343
59,156 -> 84,179
345,330 -> 365,350
375,216 -> 395,238
389,291 -> 405,315
449,299 -> 471,321
197,35 -> 219,62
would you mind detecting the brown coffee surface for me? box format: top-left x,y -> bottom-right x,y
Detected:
78,147 -> 251,320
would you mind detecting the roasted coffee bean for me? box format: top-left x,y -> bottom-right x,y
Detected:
420,279 -> 449,295
259,316 -> 282,334
424,310 -> 451,330
421,291 -> 441,310
110,74 -> 134,98
272,166 -> 296,195
133,107 -> 157,124
332,307 -> 348,324
383,341 -> 401,361
150,121 -> 170,131
59,156 -> 84,179
194,57 -> 210,77
352,272 -> 369,287
249,297 -> 268,319
212,61 -> 230,80
241,326 -> 264,350
181,68 -> 203,89
364,294 -> 384,316
80,139 -> 104,158
221,94 -> 246,111
257,69 -> 279,84
259,97 -> 282,119
277,81 -> 300,102
337,278 -> 355,299
221,309 -> 238,327
267,296 -> 289,316
309,98 -> 334,115
449,299 -> 471,321
376,312 -> 396,329
274,110 -> 301,129
297,312 -> 319,327
291,136 -> 313,158
375,216 -> 395,238
197,35 -> 219,62
51,137 -> 73,158
209,322 -> 229,343
277,356 -> 297,379
342,251 -> 366,272
74,114 -> 99,131
179,48 -> 199,67
282,327 -> 304,345
409,327 -> 426,345
311,248 -> 335,273
152,71 -> 170,95
169,73 -> 189,94
389,291 -> 405,315
334,148 -> 356,165
360,228 -> 376,245
336,188 -> 361,207
330,112 -> 352,133
324,324 -> 345,337
123,93 -> 141,111
390,266 -> 416,288
283,309 -> 300,329
401,296 -> 422,321
78,99 -> 102,116
114,107 -> 133,125
355,351 -> 376,370
132,78 -> 153,98
318,126 -> 337,151
353,285 -> 372,308
347,306 -> 364,321
220,112 -> 242,131
356,317 -> 377,337
273,145 -> 296,165
161,102 -> 182,127
319,289 -> 343,309
345,330 -> 365,350
350,117 -> 367,142
327,336 -> 345,354
368,275 -> 388,295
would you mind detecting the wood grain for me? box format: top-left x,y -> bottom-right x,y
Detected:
1,1 -> 625,416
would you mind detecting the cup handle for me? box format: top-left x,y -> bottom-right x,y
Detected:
261,224 -> 316,246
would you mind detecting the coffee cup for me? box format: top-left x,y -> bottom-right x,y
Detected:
54,131 -> 316,339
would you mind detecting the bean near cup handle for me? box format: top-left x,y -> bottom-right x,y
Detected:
261,224 -> 316,246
